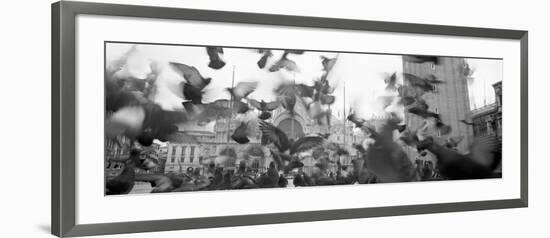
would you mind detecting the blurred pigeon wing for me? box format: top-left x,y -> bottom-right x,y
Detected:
467,135 -> 499,167
247,98 -> 262,110
294,84 -> 314,98
264,101 -> 280,111
259,121 -> 290,152
169,62 -> 210,89
270,150 -> 284,170
321,56 -> 337,72
384,72 -> 398,90
257,50 -> 272,69
290,136 -> 325,155
232,81 -> 258,99
320,95 -> 336,105
105,105 -> 145,138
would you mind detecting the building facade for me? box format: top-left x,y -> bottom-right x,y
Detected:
471,81 -> 502,140
162,95 -> 367,174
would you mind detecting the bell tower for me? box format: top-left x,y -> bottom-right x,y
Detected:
403,57 -> 475,158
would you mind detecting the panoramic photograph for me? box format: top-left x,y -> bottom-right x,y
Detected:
104,42 -> 503,195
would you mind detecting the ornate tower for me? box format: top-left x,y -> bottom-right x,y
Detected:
403,57 -> 475,159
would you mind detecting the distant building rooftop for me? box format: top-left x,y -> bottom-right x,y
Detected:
472,103 -> 498,117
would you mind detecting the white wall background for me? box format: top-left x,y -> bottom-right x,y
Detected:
0,0 -> 546,237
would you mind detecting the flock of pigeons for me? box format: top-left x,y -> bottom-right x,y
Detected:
105,46 -> 502,195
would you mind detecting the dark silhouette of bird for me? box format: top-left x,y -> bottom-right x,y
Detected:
403,55 -> 441,65
396,85 -> 426,106
257,111 -> 272,120
435,119 -> 452,135
294,83 -> 315,98
417,135 -> 501,179
396,124 -> 407,133
284,159 -> 305,174
269,51 -> 300,72
136,103 -> 188,146
278,174 -> 289,187
206,47 -> 226,69
255,162 -> 281,188
313,77 -> 335,95
407,98 -> 440,119
402,73 -> 444,93
320,56 -> 337,72
384,72 -> 398,91
169,62 -> 212,104
248,99 -> 280,112
319,94 -> 335,105
248,98 -> 280,120
257,49 -> 273,69
248,99 -> 280,120
231,121 -> 251,144
403,98 -> 451,135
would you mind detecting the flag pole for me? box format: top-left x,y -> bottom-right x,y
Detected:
226,65 -> 236,143
343,80 -> 346,147
291,73 -> 295,140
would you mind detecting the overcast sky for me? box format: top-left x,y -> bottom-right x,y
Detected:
465,58 -> 502,109
106,43 -> 502,122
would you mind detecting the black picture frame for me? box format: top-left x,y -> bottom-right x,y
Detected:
51,1 -> 528,237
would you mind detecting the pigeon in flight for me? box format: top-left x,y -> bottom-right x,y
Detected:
206,46 -> 226,69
